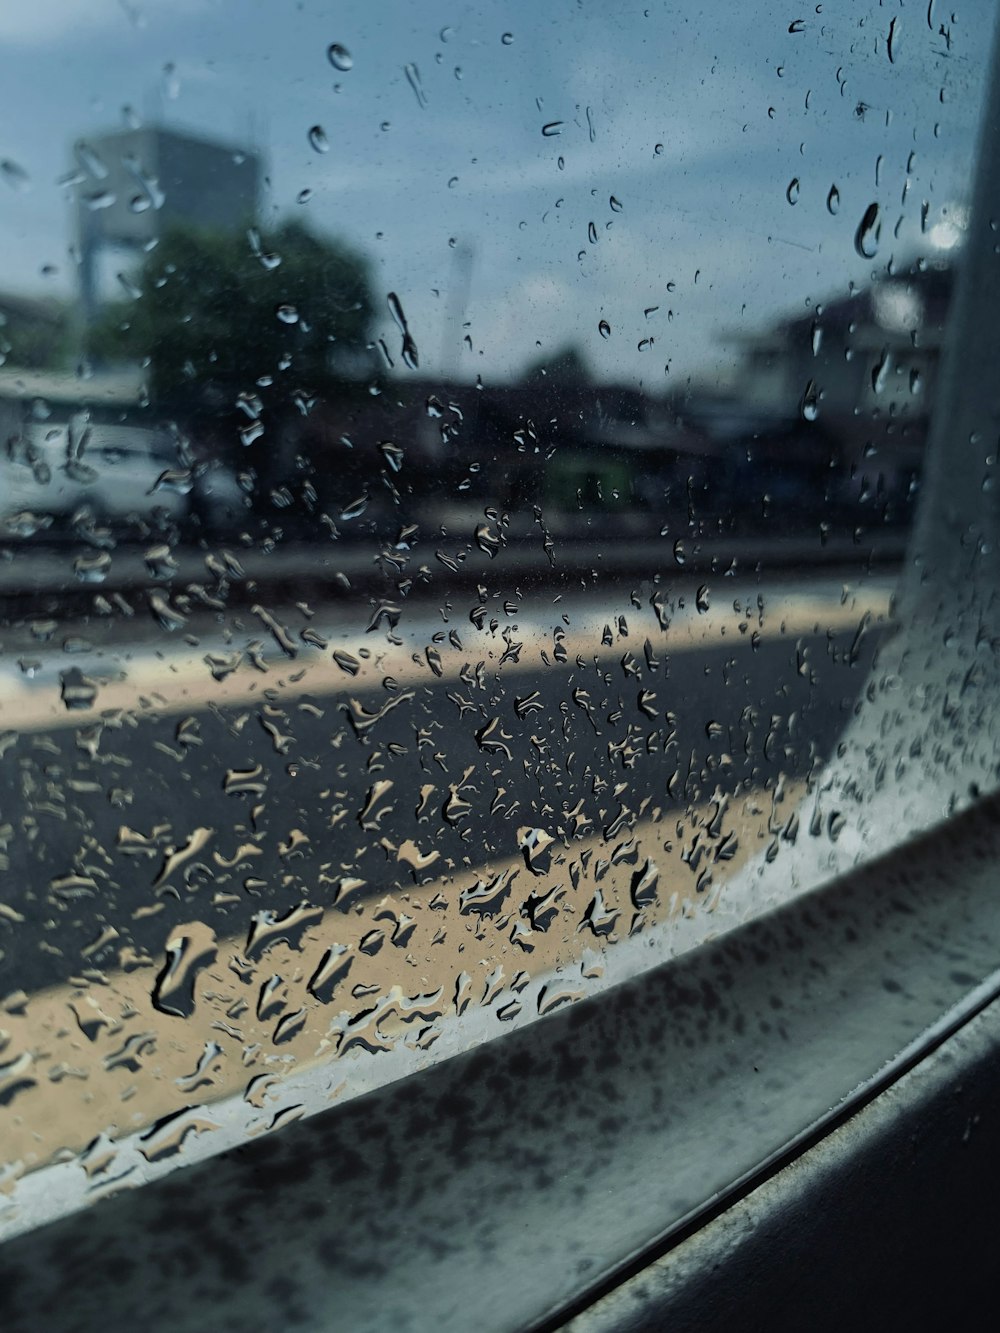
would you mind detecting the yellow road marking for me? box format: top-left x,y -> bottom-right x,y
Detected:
1,779 -> 806,1180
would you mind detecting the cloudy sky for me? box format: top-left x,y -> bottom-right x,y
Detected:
0,0 -> 994,388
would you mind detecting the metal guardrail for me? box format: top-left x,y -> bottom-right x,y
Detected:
0,530 -> 907,620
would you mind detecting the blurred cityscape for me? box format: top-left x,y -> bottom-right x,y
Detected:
0,122 -> 948,589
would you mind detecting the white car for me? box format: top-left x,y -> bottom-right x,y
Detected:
0,417 -> 187,538
1,417 -> 247,540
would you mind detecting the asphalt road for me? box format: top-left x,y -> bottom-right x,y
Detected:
0,572 -> 889,1000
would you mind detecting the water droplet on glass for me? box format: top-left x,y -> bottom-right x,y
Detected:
801,379 -> 820,421
340,492 -> 369,521
73,551 -> 112,583
60,667 -> 98,711
152,926 -> 218,1018
404,62 -> 428,108
598,320 -> 611,339
276,303 -> 299,324
379,440 -> 404,472
149,590 -> 187,632
308,125 -> 330,153
328,43 -> 353,71
0,159 -> 30,192
475,523 -> 502,558
74,139 -> 109,180
786,177 -> 800,205
501,32 -> 514,44
542,121 -> 564,137
387,291 -> 419,369
854,202 -> 881,259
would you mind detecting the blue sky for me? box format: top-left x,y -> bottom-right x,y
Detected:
0,0 -> 993,387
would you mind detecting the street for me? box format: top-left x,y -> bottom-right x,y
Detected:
0,563 -> 893,1210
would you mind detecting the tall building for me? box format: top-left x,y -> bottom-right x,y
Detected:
73,125 -> 260,322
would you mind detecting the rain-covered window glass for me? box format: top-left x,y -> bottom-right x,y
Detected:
1,0 -> 997,1231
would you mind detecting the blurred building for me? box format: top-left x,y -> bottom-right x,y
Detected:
726,259 -> 954,425
73,125 -> 260,322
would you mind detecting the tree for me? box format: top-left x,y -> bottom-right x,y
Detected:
91,219 -> 375,406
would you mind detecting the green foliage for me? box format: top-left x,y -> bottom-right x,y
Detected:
0,298 -> 74,370
91,220 -> 374,402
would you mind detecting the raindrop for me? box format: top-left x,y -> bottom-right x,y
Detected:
801,379 -> 821,421
786,177 -> 800,205
871,348 -> 890,396
379,440 -> 404,472
152,927 -> 217,1018
826,184 -> 840,215
145,543 -> 177,577
308,125 -> 330,153
308,945 -> 353,1003
246,902 -> 323,962
0,159 -> 30,191
297,188 -> 313,204
609,194 -> 623,212
149,590 -> 187,632
276,303 -> 299,324
854,202 -> 880,259
580,889 -> 619,937
404,63 -> 428,108
475,523 -> 502,557
75,140 -> 109,180
887,16 -> 898,63
60,667 -> 98,711
598,319 -> 611,339
654,143 -> 664,155
122,153 -> 165,210
788,18 -> 806,33
328,42 -> 353,71
366,599 -> 402,633
630,859 -> 659,909
332,648 -> 361,675
501,32 -> 514,44
387,291 -> 419,369
588,221 -> 598,244
542,121 -> 564,137
240,420 -> 265,446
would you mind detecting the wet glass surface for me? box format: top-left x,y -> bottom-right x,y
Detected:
0,0 -> 996,1228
